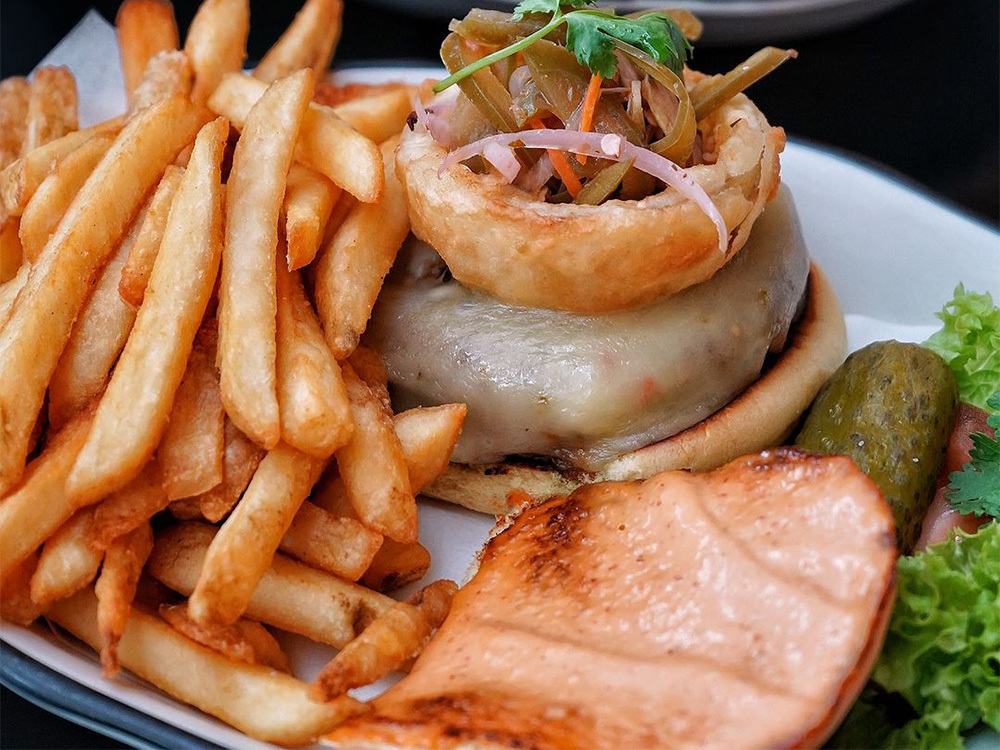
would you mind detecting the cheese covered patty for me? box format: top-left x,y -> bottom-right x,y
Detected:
369,186 -> 808,472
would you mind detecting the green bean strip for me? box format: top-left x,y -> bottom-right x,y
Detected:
691,47 -> 796,122
574,157 -> 635,205
610,39 -> 695,165
450,9 -> 556,46
440,33 -> 520,134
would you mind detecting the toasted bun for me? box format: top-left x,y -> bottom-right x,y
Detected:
423,262 -> 847,515
397,92 -> 785,314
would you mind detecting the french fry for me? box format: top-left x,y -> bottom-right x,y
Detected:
0,78 -> 30,169
208,73 -> 382,202
23,67 -> 78,154
149,522 -> 393,647
280,501 -> 382,581
116,0 -> 180,104
0,218 -> 22,282
346,345 -> 391,413
362,537 -> 432,592
118,165 -> 183,308
313,137 -> 408,359
393,404 -> 468,490
0,409 -> 94,582
0,97 -> 205,495
65,116 -> 226,506
184,0 -> 249,106
219,70 -> 314,450
88,458 -> 169,552
48,588 -> 366,745
0,263 -> 28,328
276,261 -> 352,458
29,507 -> 103,608
0,551 -> 45,626
159,603 -> 290,672
198,418 -> 266,522
158,320 -> 224,500
46,193 -> 150,428
332,87 -> 415,144
18,132 -> 116,263
95,521 -> 154,676
254,0 -> 343,84
129,50 -> 192,116
0,118 -> 122,224
189,442 -> 325,625
168,498 -> 205,521
311,579 -> 457,701
284,165 -> 340,270
314,81 -> 409,107
335,365 -> 416,543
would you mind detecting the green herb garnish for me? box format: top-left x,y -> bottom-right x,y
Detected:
947,391 -> 999,518
433,1 -> 692,92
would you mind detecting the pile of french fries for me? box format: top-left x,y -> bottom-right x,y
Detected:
0,0 -> 464,744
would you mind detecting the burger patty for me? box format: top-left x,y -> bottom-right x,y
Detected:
368,186 -> 808,472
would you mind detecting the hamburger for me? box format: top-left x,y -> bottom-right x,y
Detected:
366,4 -> 848,514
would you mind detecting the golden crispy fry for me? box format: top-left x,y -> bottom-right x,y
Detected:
313,137 -> 408,359
29,507 -> 102,608
18,132 -> 115,263
0,263 -> 28,328
0,551 -> 46,626
0,118 -> 122,224
313,81 -> 408,108
116,0 -> 180,103
276,262 -> 353,458
280,501 -> 382,581
219,71 -> 314,450
118,165 -> 183,308
393,404 -> 468,490
311,579 -> 457,701
95,521 -> 154,676
0,409 -> 94,582
49,588 -> 366,745
332,87 -> 415,144
24,67 -> 78,154
0,218 -> 22,282
129,50 -> 192,116
335,365 -> 416,543
46,194 -> 149,428
168,498 -> 205,521
254,0 -> 343,83
362,537 -> 433,592
0,78 -> 30,170
158,603 -> 290,672
0,98 -> 205,495
184,0 -> 249,106
149,522 -> 393,647
208,73 -> 382,202
198,418 -> 266,522
189,443 -> 325,625
158,320 -> 224,500
65,117 -> 226,506
88,458 -> 169,552
284,164 -> 340,270
346,345 -> 391,413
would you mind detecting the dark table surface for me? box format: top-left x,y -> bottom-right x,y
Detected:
1,0 -> 997,747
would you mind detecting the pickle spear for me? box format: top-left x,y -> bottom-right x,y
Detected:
796,341 -> 959,552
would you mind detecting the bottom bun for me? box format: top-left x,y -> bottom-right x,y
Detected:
423,261 -> 848,515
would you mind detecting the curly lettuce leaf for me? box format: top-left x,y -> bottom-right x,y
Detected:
830,522 -> 1000,748
924,285 -> 1000,411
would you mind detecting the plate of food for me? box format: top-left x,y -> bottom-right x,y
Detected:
0,1 -> 997,749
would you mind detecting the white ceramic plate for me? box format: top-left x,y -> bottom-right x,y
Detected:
2,65 -> 998,750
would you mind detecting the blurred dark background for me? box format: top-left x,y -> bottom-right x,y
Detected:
0,0 -> 997,746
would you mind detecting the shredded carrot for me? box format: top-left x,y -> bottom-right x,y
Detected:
529,118 -> 582,198
577,74 -> 603,164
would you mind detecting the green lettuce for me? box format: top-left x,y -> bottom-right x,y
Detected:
924,285 -> 1000,411
829,522 -> 1000,748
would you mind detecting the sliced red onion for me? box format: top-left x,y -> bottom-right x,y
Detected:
516,152 -> 555,193
440,129 -> 728,254
482,142 -> 521,183
412,97 -> 455,149
508,65 -> 532,98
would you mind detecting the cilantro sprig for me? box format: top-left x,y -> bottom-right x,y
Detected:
433,0 -> 692,93
947,391 -> 999,518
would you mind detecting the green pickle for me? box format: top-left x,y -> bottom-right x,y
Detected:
795,341 -> 959,553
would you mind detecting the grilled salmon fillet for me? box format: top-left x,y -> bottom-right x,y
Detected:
330,448 -> 897,750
